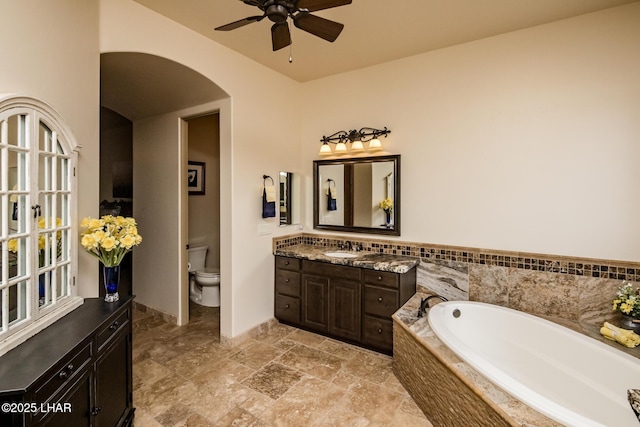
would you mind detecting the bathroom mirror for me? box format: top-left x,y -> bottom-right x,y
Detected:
279,171 -> 301,226
313,155 -> 400,235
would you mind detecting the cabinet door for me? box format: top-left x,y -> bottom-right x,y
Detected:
301,275 -> 328,332
42,369 -> 92,427
94,331 -> 132,427
328,279 -> 361,341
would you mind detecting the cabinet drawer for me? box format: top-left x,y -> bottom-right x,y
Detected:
303,260 -> 360,281
362,315 -> 393,350
276,256 -> 301,271
275,294 -> 300,324
363,270 -> 398,288
363,285 -> 399,318
97,308 -> 130,351
275,269 -> 300,297
34,342 -> 92,405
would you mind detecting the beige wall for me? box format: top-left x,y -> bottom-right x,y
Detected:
0,0 -> 100,297
100,0 -> 302,337
301,3 -> 640,263
5,0 -> 638,343
188,114 -> 220,269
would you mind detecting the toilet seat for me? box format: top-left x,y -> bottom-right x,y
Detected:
195,267 -> 220,278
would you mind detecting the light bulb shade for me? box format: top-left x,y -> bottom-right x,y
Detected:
319,143 -> 332,155
335,142 -> 348,153
368,138 -> 382,151
351,140 -> 364,151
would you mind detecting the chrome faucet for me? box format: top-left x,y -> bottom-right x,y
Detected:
339,240 -> 353,251
417,295 -> 448,318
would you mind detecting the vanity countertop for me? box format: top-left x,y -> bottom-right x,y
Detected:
274,244 -> 419,274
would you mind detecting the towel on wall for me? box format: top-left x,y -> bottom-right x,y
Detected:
326,179 -> 337,211
264,185 -> 276,203
262,176 -> 276,218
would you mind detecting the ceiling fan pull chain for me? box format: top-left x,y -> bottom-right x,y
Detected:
289,40 -> 293,63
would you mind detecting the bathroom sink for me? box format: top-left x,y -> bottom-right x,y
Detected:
324,251 -> 359,259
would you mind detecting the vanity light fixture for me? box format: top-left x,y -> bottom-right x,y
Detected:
319,127 -> 391,155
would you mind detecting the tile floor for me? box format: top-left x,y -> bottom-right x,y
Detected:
132,303 -> 434,426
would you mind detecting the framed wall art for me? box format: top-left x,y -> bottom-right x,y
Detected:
188,161 -> 206,195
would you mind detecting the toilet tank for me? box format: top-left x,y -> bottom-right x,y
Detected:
187,245 -> 208,271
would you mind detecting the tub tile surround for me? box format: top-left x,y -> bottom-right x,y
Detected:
275,233 -> 640,328
392,291 -> 564,427
393,290 -> 640,427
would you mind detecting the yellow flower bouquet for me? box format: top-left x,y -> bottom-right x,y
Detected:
80,215 -> 142,267
379,198 -> 393,213
8,217 -> 63,266
612,281 -> 640,319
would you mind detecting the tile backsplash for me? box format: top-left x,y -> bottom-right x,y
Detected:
274,233 -> 638,326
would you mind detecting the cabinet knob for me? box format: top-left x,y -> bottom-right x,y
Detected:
109,321 -> 119,331
67,363 -> 74,372
285,304 -> 290,309
284,261 -> 290,265
285,278 -> 290,283
91,406 -> 103,416
377,276 -> 383,281
378,297 -> 383,302
58,370 -> 68,379
377,328 -> 383,334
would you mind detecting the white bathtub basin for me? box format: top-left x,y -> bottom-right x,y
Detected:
324,251 -> 359,258
428,301 -> 640,427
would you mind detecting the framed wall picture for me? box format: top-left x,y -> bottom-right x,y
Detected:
188,161 -> 206,195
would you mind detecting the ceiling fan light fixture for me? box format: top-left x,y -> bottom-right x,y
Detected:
215,0 -> 352,55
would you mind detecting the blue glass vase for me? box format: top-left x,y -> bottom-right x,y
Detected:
38,273 -> 46,306
103,265 -> 120,303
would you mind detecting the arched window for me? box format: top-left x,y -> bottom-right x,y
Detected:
0,95 -> 82,355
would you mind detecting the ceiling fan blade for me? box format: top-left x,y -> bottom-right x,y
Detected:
215,15 -> 264,31
293,13 -> 344,42
271,22 -> 292,51
296,0 -> 352,12
242,0 -> 264,6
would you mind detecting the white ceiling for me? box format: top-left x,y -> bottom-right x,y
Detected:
132,0 -> 637,82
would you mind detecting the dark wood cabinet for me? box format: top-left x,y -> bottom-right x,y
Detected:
275,256 -> 416,354
0,297 -> 134,427
328,278 -> 361,341
301,274 -> 329,332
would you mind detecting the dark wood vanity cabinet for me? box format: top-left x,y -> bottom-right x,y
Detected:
0,297 -> 134,427
362,270 -> 414,351
275,256 -> 415,353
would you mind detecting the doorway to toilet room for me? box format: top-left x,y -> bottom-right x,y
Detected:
186,113 -> 221,322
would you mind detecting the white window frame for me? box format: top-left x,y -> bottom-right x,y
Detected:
0,94 -> 82,357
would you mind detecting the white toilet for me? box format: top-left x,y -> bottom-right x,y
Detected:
187,245 -> 221,307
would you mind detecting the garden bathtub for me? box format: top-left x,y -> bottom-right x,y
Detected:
428,301 -> 640,427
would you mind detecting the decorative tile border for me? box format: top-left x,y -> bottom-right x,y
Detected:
274,233 -> 640,282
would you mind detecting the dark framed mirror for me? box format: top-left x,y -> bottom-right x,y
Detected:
279,171 -> 301,226
313,155 -> 400,235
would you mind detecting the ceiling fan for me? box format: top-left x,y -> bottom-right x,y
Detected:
215,0 -> 352,51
